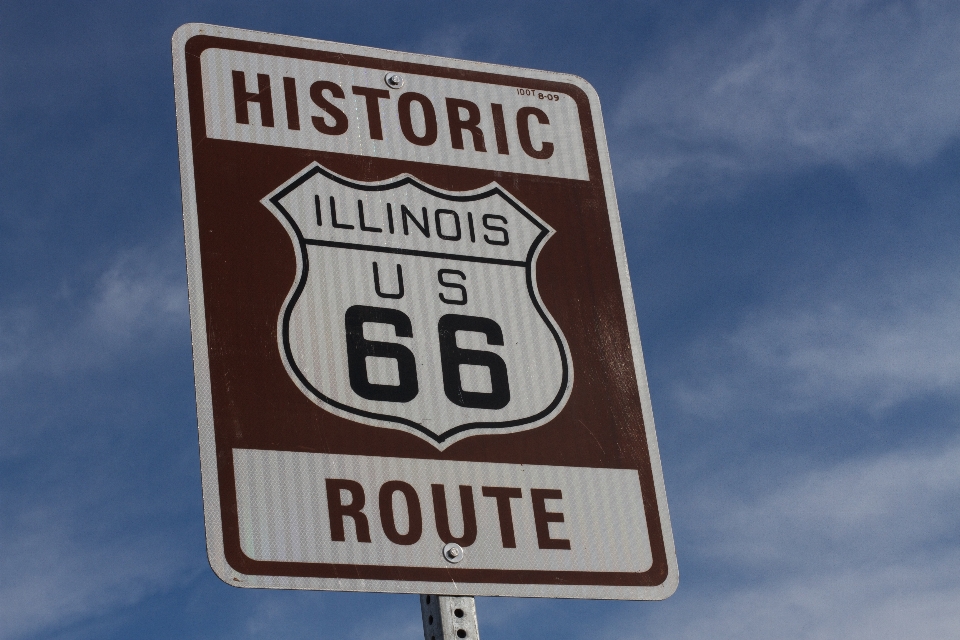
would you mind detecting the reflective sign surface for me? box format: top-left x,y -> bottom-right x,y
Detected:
173,23 -> 677,599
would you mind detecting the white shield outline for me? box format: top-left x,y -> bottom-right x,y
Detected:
262,162 -> 573,449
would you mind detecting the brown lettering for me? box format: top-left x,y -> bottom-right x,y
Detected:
481,486 -> 522,548
490,103 -> 509,155
325,478 -> 371,543
531,488 -> 570,550
282,77 -> 300,130
517,106 -> 554,159
431,484 -> 477,546
379,480 -> 423,545
232,71 -> 274,127
446,98 -> 487,152
310,81 -> 349,136
398,92 -> 438,146
351,86 -> 391,140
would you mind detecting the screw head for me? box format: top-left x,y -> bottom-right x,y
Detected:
384,72 -> 404,89
442,542 -> 464,563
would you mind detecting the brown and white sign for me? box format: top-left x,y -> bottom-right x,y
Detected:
172,23 -> 677,599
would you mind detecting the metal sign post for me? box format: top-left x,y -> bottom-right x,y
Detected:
173,22 -> 676,605
421,595 -> 480,640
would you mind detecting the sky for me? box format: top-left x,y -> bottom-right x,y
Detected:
2,0 -> 960,638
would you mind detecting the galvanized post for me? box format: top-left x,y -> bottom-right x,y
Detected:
420,595 -> 480,640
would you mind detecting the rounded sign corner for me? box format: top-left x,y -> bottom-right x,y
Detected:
174,25 -> 674,601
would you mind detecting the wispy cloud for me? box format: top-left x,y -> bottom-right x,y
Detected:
675,264 -> 960,417
700,438 -> 960,569
0,504 -> 194,639
414,24 -> 476,59
411,16 -> 523,64
638,562 -> 960,640
614,0 -> 960,191
83,249 -> 187,346
0,244 -> 187,379
0,240 -> 193,638
615,438 -> 960,639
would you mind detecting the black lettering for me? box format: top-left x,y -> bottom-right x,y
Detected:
481,486 -> 522,548
326,478 -> 371,543
283,76 -> 300,130
517,106 -> 554,159
314,194 -> 323,226
232,71 -> 274,127
438,269 -> 467,305
431,485 -> 477,547
398,92 -> 438,146
352,86 -> 391,140
437,314 -> 510,410
387,203 -> 396,234
358,200 -> 382,232
467,212 -> 476,243
531,488 -> 570,550
401,205 -> 430,238
310,81 -> 349,135
379,481 -> 423,545
345,306 -> 418,402
482,214 -> 509,246
330,196 -> 354,229
373,262 -> 404,299
446,98 -> 487,152
434,209 -> 462,241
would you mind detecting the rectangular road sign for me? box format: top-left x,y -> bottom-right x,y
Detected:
172,23 -> 677,599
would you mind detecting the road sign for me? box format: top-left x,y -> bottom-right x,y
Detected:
173,23 -> 677,600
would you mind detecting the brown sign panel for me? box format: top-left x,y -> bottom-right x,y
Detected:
173,23 -> 677,599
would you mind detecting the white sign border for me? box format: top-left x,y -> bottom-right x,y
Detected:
172,22 -> 677,600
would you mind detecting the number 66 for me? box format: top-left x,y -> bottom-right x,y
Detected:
345,305 -> 510,410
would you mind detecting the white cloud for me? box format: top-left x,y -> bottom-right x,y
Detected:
700,438 -> 960,569
0,242 -> 193,637
83,249 -> 187,346
638,564 -> 960,640
0,245 -> 187,378
615,0 -> 960,191
0,307 -> 33,376
411,15 -> 524,64
415,24 -> 475,59
0,506 -> 193,639
608,439 -> 960,639
675,266 -> 960,416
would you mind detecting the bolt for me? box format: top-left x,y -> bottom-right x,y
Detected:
443,542 -> 464,563
385,72 -> 404,89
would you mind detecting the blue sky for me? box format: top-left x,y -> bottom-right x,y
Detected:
3,0 -> 960,637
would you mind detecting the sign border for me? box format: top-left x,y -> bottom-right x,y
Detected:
172,22 -> 677,600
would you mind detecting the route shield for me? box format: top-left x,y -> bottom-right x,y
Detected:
264,163 -> 571,446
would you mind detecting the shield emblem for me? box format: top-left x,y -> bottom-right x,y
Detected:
262,163 -> 572,448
